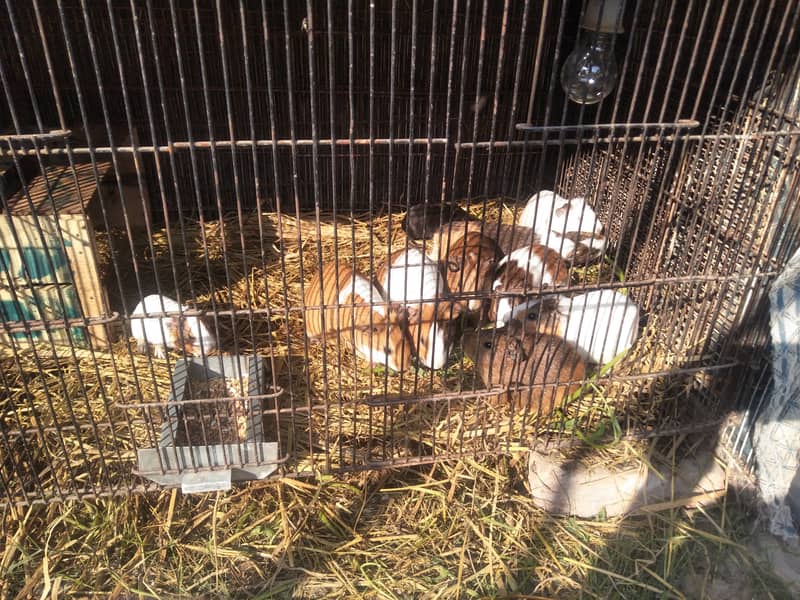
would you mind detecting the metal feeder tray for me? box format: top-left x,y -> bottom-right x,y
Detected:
136,354 -> 279,493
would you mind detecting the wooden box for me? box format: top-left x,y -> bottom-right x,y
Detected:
0,125 -> 153,349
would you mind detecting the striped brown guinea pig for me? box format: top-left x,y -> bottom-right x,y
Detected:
304,262 -> 413,372
490,243 -> 571,326
462,319 -> 586,414
428,230 -> 503,313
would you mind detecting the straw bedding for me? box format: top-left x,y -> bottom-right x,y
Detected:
0,199 -> 712,500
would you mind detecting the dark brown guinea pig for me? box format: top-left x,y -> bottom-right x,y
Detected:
401,203 -> 476,240
462,320 -> 586,414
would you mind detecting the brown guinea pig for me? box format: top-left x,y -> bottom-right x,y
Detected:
429,230 -> 503,313
304,262 -> 413,372
462,319 -> 586,414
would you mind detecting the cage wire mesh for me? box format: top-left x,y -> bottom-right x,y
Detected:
0,0 -> 799,505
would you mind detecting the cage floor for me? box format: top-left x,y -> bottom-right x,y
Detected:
0,201 -> 728,503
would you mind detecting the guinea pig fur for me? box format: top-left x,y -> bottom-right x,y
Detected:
511,290 -> 641,366
491,244 -> 570,326
435,231 -> 503,313
131,294 -> 217,358
304,262 -> 413,372
462,321 -> 586,414
401,203 -> 476,240
518,190 -> 607,264
378,247 -> 446,306
426,221 -> 541,259
407,300 -> 463,370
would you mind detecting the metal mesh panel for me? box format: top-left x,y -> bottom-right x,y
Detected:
1,0 -> 799,505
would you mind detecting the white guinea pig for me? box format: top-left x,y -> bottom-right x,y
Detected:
131,294 -> 217,358
510,290 -> 640,365
518,190 -> 607,265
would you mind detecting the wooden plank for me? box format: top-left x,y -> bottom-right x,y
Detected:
60,214 -> 109,348
5,162 -> 112,216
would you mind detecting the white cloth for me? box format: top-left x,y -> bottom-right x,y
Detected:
753,246 -> 800,543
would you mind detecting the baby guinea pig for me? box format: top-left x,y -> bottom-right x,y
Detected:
304,262 -> 413,372
462,319 -> 586,414
518,190 -> 607,265
131,294 -> 217,358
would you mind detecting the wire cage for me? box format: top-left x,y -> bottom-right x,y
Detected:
0,0 -> 799,505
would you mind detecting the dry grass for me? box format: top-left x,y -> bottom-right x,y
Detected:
0,203 -> 789,598
0,454 -> 791,599
0,205 -> 788,598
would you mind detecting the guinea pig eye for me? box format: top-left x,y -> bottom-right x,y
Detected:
526,312 -> 537,320
481,340 -> 493,349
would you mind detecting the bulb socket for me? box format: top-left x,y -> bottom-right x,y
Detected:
580,0 -> 625,34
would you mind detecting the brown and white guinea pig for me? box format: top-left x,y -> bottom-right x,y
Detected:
304,262 -> 413,372
490,244 -> 571,326
462,319 -> 586,414
508,290 -> 640,366
131,294 -> 217,358
430,230 -> 503,313
401,202 -> 476,240
518,190 -> 607,265
428,220 -> 541,258
377,248 -> 460,369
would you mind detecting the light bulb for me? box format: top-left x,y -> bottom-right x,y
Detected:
560,0 -> 624,105
560,31 -> 618,105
